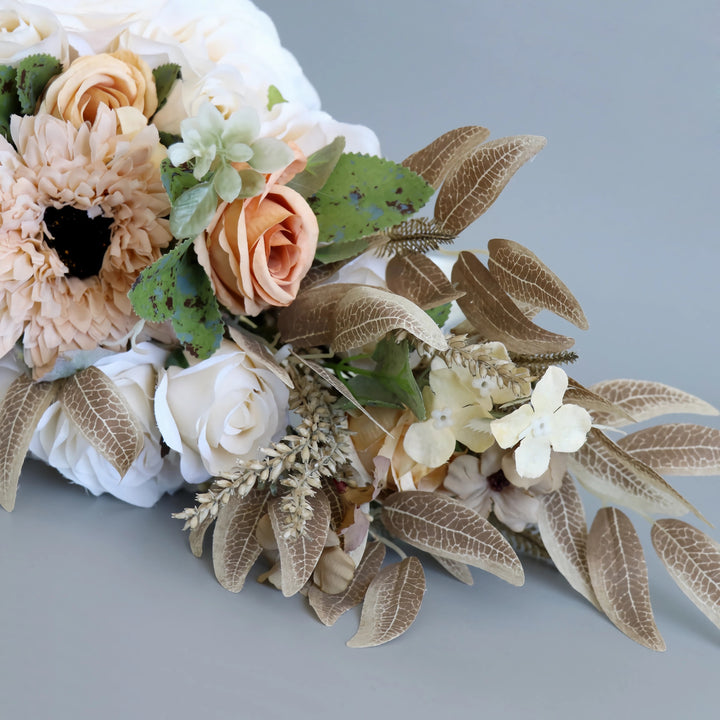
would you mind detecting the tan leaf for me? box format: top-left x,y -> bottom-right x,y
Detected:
212,486 -> 271,592
651,518 -> 720,630
617,424 -> 720,476
588,379 -> 718,428
59,366 -> 143,478
537,473 -> 599,608
565,378 -> 635,425
346,556 -> 426,647
433,555 -> 474,585
568,428 -> 702,520
277,283 -> 356,348
227,326 -> 292,387
434,135 -> 546,234
269,489 -> 331,597
189,515 -> 215,558
381,490 -> 524,586
385,252 -> 464,310
487,238 -> 588,330
452,251 -> 574,354
308,541 -> 386,626
587,507 -> 665,651
402,125 -> 491,187
332,286 -> 448,353
0,376 -> 58,511
320,477 -> 346,532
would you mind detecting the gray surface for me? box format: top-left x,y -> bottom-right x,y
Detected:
2,1 -> 719,718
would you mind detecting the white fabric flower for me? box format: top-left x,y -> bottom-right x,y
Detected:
491,366 -> 591,479
0,1 -> 69,64
29,342 -> 183,507
154,339 -> 289,484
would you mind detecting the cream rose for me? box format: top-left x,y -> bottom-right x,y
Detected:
0,1 -> 69,65
154,339 -> 290,484
28,343 -> 184,507
194,183 -> 318,317
41,49 -> 158,127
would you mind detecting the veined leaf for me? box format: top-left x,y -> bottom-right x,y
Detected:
434,135 -> 546,234
213,486 -> 272,592
433,555 -> 474,585
59,366 -> 144,478
287,136 -> 345,198
452,251 -> 574,354
269,489 -> 331,597
564,378 -> 635,425
487,238 -> 588,330
227,326 -> 292,388
402,125 -> 491,187
189,515 -> 215,558
617,424 -> 720,476
381,491 -> 524,586
588,379 -> 718,428
0,376 -> 59,511
346,556 -> 426,647
587,507 -> 665,651
386,252 -> 464,310
651,518 -> 720,630
308,541 -> 386,626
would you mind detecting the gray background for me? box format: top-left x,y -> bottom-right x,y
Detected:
1,1 -> 719,718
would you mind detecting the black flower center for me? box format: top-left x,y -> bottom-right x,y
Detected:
487,469 -> 510,493
43,205 -> 113,279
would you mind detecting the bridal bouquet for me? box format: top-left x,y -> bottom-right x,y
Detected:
1,0 -> 719,650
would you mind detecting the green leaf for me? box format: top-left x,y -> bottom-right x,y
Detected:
152,63 -> 181,114
165,347 -> 190,369
308,152 -> 433,248
426,302 -> 452,328
345,375 -> 406,410
161,157 -> 199,203
128,239 -> 224,359
372,338 -> 426,419
0,64 -> 20,140
314,237 -> 370,264
286,136 -> 346,198
16,54 -> 62,115
266,84 -> 287,111
169,182 -> 218,239
159,131 -> 182,147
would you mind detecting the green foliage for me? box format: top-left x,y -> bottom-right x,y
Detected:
152,63 -> 181,114
266,84 -> 287,110
158,131 -> 182,147
169,182 -> 218,239
129,238 -> 223,359
161,157 -> 199,203
426,302 -> 452,328
0,65 -> 20,140
310,153 -> 434,263
286,136 -> 345,198
16,54 -> 62,115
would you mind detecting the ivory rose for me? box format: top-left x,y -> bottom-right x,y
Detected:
194,183 -> 318,316
41,49 -> 158,127
154,339 -> 289,483
0,1 -> 69,65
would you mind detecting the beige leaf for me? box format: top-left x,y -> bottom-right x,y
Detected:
227,326 -> 292,387
452,251 -> 574,354
433,555 -> 474,585
0,376 -> 58,511
587,507 -> 665,651
487,238 -> 588,330
588,379 -> 718,428
308,541 -> 386,626
434,135 -> 546,234
617,424 -> 720,476
381,490 -> 524,586
59,366 -> 143,478
212,486 -> 271,592
651,518 -> 720,630
277,283 -> 356,349
565,378 -> 635,425
321,478 -> 347,532
568,428 -> 702,520
385,252 -> 464,310
346,556 -> 426,647
402,125 -> 491,188
269,489 -> 331,597
537,473 -> 599,608
189,515 -> 215,558
332,286 -> 448,353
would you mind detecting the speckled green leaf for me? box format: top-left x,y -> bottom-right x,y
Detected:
0,64 -> 20,138
128,239 -> 223,359
160,158 -> 199,203
16,54 -> 62,115
152,63 -> 181,114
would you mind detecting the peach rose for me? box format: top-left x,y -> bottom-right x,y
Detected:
41,49 -> 158,127
194,183 -> 318,316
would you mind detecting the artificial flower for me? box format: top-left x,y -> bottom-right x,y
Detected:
491,366 -> 592,479
0,106 -> 171,377
154,339 -> 290,483
0,0 -> 69,64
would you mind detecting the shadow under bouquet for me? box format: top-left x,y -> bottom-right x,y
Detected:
1,0 -> 719,649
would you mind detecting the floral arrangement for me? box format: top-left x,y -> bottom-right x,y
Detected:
1,0 -> 719,650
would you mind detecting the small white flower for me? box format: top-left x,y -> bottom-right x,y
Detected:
490,366 -> 591,479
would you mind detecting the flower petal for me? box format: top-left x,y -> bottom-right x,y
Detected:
491,403 -> 534,448
403,420 -> 455,467
493,488 -> 540,532
531,365 -> 567,415
514,435 -> 552,479
549,403 -> 592,452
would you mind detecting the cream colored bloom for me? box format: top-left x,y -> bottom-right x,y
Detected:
0,1 -> 69,65
491,366 -> 591,479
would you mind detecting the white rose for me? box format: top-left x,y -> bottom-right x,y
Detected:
29,343 -> 183,507
0,1 -> 69,65
154,339 -> 290,484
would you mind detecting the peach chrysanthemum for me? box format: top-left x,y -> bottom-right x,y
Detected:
0,106 -> 171,377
